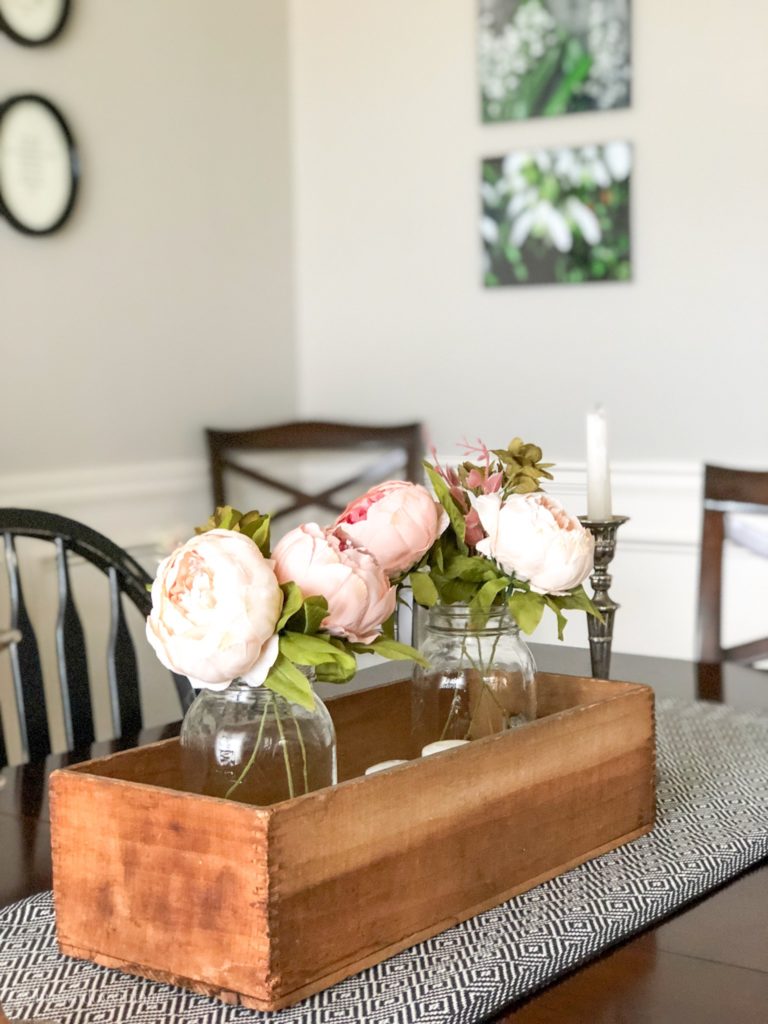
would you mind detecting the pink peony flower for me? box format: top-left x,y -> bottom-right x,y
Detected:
146,529 -> 283,690
272,524 -> 396,643
333,480 -> 448,576
474,492 -> 594,594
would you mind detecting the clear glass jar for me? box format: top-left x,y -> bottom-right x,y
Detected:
180,678 -> 336,806
412,603 -> 537,749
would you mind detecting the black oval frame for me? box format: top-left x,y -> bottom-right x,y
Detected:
0,0 -> 70,46
0,93 -> 79,236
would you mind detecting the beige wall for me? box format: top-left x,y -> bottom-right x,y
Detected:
1,0 -> 297,475
290,0 -> 768,461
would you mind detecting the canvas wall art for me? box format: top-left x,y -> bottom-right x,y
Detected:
478,0 -> 631,122
481,141 -> 632,287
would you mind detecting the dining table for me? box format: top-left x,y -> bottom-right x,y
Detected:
1,645 -> 767,1023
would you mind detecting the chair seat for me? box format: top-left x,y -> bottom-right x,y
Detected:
726,513 -> 768,559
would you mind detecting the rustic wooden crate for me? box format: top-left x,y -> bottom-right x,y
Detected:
50,673 -> 656,1011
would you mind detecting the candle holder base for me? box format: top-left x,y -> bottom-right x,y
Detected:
578,516 -> 629,679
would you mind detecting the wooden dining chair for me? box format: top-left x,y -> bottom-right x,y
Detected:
0,508 -> 194,768
206,420 -> 425,524
697,465 -> 768,665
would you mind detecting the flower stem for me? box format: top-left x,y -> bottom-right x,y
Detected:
287,703 -> 309,794
224,697 -> 271,800
273,700 -> 295,799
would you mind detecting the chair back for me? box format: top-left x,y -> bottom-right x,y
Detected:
0,509 -> 193,767
697,465 -> 768,664
206,420 -> 425,532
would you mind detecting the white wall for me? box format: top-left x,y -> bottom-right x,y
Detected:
289,0 -> 768,462
0,2 -> 298,759
286,0 -> 768,662
0,0 -> 297,476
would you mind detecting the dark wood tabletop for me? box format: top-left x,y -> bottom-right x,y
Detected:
1,648 -> 767,1023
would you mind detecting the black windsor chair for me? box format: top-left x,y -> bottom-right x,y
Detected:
0,508 -> 193,768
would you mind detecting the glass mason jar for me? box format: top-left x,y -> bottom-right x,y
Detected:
180,678 -> 337,806
412,603 -> 537,750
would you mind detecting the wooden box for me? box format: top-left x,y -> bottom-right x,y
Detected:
50,673 -> 655,1011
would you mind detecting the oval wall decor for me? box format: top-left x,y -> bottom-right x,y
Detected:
0,94 -> 79,235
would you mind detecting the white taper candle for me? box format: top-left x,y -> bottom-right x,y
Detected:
586,406 -> 612,520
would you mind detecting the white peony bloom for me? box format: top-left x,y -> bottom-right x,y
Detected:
474,492 -> 594,594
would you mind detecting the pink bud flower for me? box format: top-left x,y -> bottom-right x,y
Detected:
334,480 -> 448,576
272,524 -> 396,643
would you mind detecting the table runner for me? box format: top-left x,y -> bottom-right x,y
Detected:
2,698 -> 767,1024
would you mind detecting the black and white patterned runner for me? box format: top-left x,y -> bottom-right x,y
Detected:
2,699 -> 767,1024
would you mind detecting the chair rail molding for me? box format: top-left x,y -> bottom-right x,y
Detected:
0,459 -> 210,555
0,457 -> 764,663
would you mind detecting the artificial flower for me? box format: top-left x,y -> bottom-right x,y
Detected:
146,529 -> 283,689
334,480 -> 448,576
272,523 -> 396,643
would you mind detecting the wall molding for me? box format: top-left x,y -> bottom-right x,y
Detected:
2,456 -> 764,662
0,459 -> 210,554
0,455 -> 704,542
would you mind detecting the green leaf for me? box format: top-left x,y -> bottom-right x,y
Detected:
195,505 -> 242,534
314,659 -> 357,684
508,590 -> 546,635
276,581 -> 304,631
556,584 -> 602,617
439,579 -> 477,605
264,653 -> 315,710
544,596 -> 568,641
543,45 -> 592,117
424,464 -> 467,553
410,570 -> 439,608
285,594 -> 329,635
470,577 -> 510,615
238,510 -> 271,557
433,537 -> 445,573
351,636 -> 429,668
279,632 -> 356,676
444,554 -> 498,583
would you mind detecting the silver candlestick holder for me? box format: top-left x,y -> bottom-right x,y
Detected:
577,515 -> 629,679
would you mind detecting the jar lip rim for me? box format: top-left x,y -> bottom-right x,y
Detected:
424,604 -> 519,634
426,603 -> 510,619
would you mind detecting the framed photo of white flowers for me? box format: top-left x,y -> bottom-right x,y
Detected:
478,0 -> 632,123
480,141 -> 632,287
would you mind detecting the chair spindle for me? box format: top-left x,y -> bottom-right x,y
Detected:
4,533 -> 49,763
